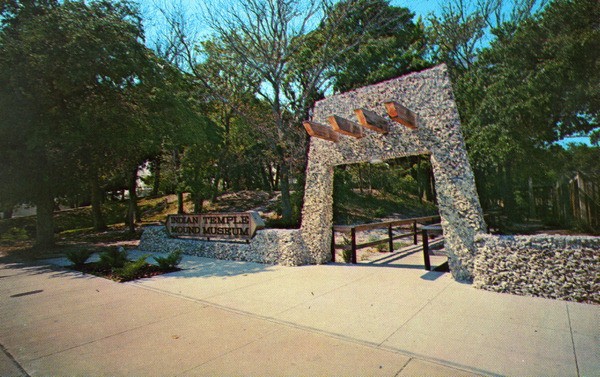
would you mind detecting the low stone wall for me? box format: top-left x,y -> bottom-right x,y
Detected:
138,226 -> 310,266
473,234 -> 600,303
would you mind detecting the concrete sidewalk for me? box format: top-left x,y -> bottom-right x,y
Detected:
1,251 -> 599,376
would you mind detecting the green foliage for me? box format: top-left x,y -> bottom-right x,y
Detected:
393,241 -> 409,250
341,236 -> 353,263
368,235 -> 388,252
0,227 -> 29,243
153,250 -> 183,271
430,0 -> 599,223
322,0 -> 432,92
333,157 -> 437,224
65,249 -> 94,269
0,0 -> 184,246
115,254 -> 149,282
98,247 -> 129,270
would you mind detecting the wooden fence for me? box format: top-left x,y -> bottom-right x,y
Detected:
331,215 -> 440,263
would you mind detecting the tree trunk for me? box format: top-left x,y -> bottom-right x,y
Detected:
126,166 -> 139,234
358,165 -> 363,194
177,192 -> 185,214
528,176 -> 536,220
279,161 -> 292,223
90,175 -> 107,231
151,156 -> 161,197
34,191 -> 55,249
211,173 -> 221,202
428,167 -> 436,204
2,206 -> 13,220
193,193 -> 203,214
259,163 -> 271,191
503,161 -> 517,221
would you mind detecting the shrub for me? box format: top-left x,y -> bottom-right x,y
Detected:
375,242 -> 388,252
66,249 -> 94,269
341,236 -> 353,263
368,235 -> 388,252
0,227 -> 29,243
116,254 -> 149,282
98,247 -> 128,270
342,248 -> 353,263
153,250 -> 182,271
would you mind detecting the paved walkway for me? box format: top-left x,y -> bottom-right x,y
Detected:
1,250 -> 598,376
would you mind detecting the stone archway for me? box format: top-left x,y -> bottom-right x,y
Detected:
139,65 -> 486,282
299,65 -> 486,281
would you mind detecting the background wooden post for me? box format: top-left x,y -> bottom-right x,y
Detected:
331,228 -> 336,262
351,228 -> 357,264
413,220 -> 418,245
422,229 -> 431,271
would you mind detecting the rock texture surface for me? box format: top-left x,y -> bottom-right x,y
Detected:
302,64 -> 486,280
139,226 -> 309,266
474,234 -> 600,303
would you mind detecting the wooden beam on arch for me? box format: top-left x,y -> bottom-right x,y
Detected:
384,101 -> 417,129
303,121 -> 339,142
328,115 -> 364,139
354,108 -> 391,134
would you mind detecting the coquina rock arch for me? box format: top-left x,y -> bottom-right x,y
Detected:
300,64 -> 486,281
139,64 -> 486,282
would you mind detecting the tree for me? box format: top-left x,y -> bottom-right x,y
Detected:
322,0 -> 431,92
201,0 -> 433,224
0,0 -> 169,246
427,0 -> 548,72
449,0 -> 599,217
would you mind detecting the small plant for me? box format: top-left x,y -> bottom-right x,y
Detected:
341,236 -> 353,263
66,249 -> 94,269
393,241 -> 408,250
116,254 -> 149,282
98,247 -> 128,270
368,235 -> 388,253
153,250 -> 183,271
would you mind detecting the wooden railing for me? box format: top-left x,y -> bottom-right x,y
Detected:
331,215 -> 440,264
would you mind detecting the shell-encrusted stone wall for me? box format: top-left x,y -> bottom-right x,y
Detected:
474,234 -> 600,303
301,64 -> 486,281
138,226 -> 309,266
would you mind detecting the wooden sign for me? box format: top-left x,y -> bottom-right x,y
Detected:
166,212 -> 265,240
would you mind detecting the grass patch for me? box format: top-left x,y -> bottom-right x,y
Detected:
333,189 -> 438,225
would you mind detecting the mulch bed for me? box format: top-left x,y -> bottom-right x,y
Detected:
71,262 -> 180,282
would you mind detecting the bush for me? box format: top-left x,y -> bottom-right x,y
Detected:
0,227 -> 29,243
375,241 -> 388,252
367,235 -> 388,252
116,254 -> 149,282
342,248 -> 353,263
66,249 -> 94,269
98,247 -> 128,270
341,236 -> 353,263
153,250 -> 182,271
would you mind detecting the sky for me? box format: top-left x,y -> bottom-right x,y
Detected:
393,0 -> 444,17
136,0 -> 448,42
